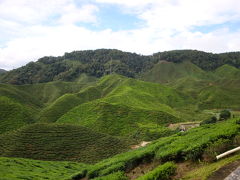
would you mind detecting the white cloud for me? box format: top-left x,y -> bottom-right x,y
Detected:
0,0 -> 71,24
59,4 -> 99,24
97,0 -> 240,31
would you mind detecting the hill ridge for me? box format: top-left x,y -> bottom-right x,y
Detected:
1,49 -> 240,85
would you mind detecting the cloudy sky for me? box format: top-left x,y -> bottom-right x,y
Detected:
1,0 -> 240,70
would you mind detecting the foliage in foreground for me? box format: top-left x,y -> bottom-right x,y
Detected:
77,118 -> 239,179
136,162 -> 176,180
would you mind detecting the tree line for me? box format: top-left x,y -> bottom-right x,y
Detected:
1,49 -> 240,84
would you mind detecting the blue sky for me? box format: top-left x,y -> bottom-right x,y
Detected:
0,0 -> 240,70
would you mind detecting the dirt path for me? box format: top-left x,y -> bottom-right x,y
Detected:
207,160 -> 240,180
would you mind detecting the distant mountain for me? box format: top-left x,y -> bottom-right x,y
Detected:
0,68 -> 7,74
1,49 -> 240,85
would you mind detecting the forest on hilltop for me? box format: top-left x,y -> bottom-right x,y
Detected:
1,49 -> 240,84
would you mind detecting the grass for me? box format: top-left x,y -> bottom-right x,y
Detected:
0,123 -> 129,164
0,157 -> 88,180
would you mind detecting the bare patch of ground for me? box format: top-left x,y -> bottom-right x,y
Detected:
126,160 -> 160,180
130,141 -> 151,150
172,161 -> 200,180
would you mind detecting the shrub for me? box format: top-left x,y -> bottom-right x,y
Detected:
233,135 -> 240,146
98,162 -> 125,176
202,139 -> 232,162
200,116 -> 217,125
136,162 -> 176,180
236,119 -> 240,125
220,110 -> 231,120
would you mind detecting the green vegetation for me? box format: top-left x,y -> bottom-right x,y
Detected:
154,50 -> 240,70
200,116 -> 217,125
57,74 -> 186,138
214,64 -> 240,79
1,49 -> 240,85
0,157 -> 88,180
0,96 -> 35,134
0,118 -> 239,180
183,152 -> 240,180
136,162 -> 176,180
219,109 -> 231,120
141,61 -> 209,84
17,78 -> 96,105
57,100 -> 180,138
91,171 -> 128,180
0,123 -> 129,163
0,78 -> 96,134
0,49 -> 240,179
72,118 -> 240,179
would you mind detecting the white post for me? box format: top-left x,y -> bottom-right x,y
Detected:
216,146 -> 240,160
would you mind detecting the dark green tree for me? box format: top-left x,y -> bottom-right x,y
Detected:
219,110 -> 231,120
200,116 -> 217,125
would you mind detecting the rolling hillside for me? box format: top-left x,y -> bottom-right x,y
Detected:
214,64 -> 240,79
0,49 -> 240,180
70,118 -> 240,180
141,61 -> 211,84
55,74 -> 190,139
0,123 -> 129,163
0,77 -> 97,134
0,157 -> 88,180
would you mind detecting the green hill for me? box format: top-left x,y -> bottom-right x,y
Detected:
141,61 -> 210,84
0,83 -> 42,134
214,64 -> 240,79
198,82 -> 240,110
0,96 -> 35,134
0,78 -> 97,134
0,123 -> 129,164
1,49 -> 240,85
57,100 -> 180,139
55,74 -> 190,139
16,76 -> 97,105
